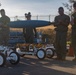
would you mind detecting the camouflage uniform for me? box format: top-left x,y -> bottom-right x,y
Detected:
54,14 -> 70,59
71,12 -> 76,59
23,26 -> 36,43
0,15 -> 10,45
23,12 -> 37,44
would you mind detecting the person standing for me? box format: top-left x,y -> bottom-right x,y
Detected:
54,7 -> 70,60
23,12 -> 36,43
0,9 -> 10,46
71,2 -> 76,61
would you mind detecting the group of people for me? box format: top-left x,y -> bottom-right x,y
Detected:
0,2 -> 76,61
23,3 -> 76,61
54,2 -> 76,61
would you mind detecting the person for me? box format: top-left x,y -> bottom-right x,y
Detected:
54,7 -> 70,60
23,12 -> 37,43
0,9 -> 10,46
25,12 -> 31,20
71,2 -> 76,61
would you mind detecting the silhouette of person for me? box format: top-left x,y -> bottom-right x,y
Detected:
54,7 -> 70,60
23,12 -> 37,43
71,2 -> 76,61
0,9 -> 10,46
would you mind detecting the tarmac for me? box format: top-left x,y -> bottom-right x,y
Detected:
0,55 -> 76,75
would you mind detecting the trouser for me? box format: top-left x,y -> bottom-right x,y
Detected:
72,29 -> 76,58
0,28 -> 9,46
25,34 -> 34,44
55,31 -> 67,59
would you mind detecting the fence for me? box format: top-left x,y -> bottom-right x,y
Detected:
10,15 -> 56,22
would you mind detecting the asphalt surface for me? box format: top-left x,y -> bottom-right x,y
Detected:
0,55 -> 76,75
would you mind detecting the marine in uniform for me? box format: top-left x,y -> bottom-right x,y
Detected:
54,7 -> 70,60
0,9 -> 10,46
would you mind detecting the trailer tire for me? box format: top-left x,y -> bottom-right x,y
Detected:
36,49 -> 46,60
46,48 -> 55,58
0,53 -> 6,67
9,52 -> 20,65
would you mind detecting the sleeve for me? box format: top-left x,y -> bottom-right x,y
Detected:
70,14 -> 74,25
65,16 -> 70,26
6,17 -> 10,24
54,16 -> 59,27
5,17 -> 10,26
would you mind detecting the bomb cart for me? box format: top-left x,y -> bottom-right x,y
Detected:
16,43 -> 55,60
8,20 -> 55,60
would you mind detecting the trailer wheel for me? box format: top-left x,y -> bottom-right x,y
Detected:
0,53 -> 6,67
36,49 -> 46,60
9,52 -> 20,65
46,48 -> 55,58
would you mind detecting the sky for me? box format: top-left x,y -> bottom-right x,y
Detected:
0,0 -> 69,17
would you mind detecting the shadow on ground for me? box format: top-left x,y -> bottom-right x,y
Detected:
0,55 -> 76,75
